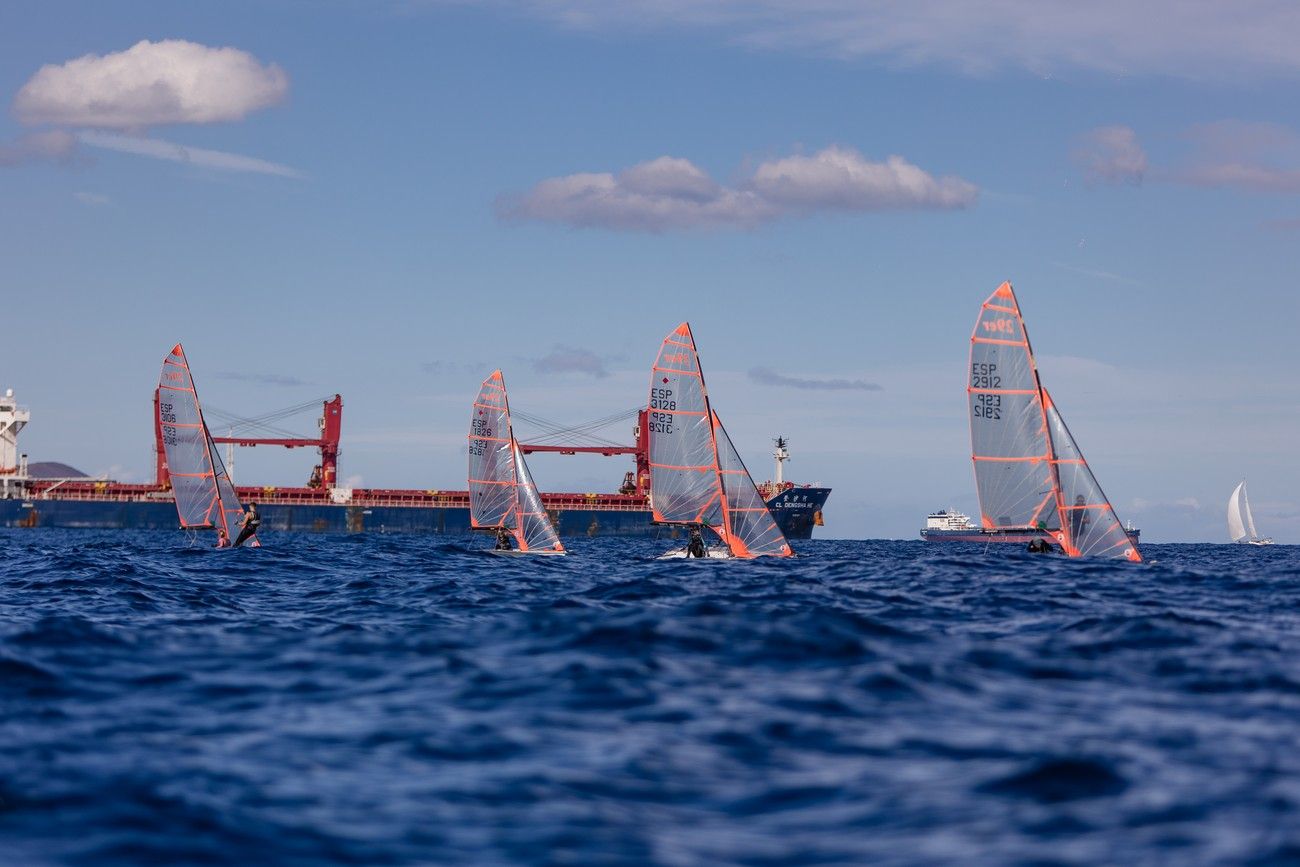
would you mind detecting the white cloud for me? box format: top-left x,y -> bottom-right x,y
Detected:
78,131 -> 302,178
500,146 -> 976,231
534,345 -> 611,377
501,157 -> 775,231
1175,121 -> 1300,193
14,39 -> 288,129
433,1 -> 1300,80
751,146 -> 977,211
1073,126 -> 1147,185
0,130 -> 78,167
748,367 -> 883,392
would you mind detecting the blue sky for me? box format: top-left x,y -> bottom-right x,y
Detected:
3,1 -> 1299,541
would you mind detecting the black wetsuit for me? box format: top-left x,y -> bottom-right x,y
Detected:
494,529 -> 512,551
234,509 -> 261,547
686,529 -> 706,558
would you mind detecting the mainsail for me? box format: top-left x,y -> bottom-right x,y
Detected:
967,283 -> 1140,561
156,344 -> 251,544
467,370 -> 564,553
646,322 -> 792,558
1228,481 -> 1258,543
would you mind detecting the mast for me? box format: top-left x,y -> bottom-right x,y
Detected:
773,436 -> 789,486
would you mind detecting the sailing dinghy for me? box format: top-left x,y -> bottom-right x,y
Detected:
968,283 -> 1140,561
156,344 -> 258,547
468,370 -> 565,556
646,323 -> 794,559
1228,481 -> 1273,545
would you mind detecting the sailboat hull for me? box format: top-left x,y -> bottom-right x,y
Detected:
485,548 -> 567,557
656,547 -> 734,560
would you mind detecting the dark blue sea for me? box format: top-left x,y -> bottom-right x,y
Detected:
2,531 -> 1299,866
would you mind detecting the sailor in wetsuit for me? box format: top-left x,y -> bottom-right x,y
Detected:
686,525 -> 706,558
216,528 -> 230,548
233,502 -> 261,547
494,526 -> 513,551
1026,537 -> 1052,554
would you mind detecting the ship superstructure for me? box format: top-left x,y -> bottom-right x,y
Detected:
920,507 -> 1139,544
0,389 -> 30,500
0,388 -> 831,538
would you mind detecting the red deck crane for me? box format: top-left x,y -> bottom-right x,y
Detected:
518,409 -> 651,496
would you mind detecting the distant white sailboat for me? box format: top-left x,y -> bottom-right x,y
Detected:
1227,481 -> 1273,545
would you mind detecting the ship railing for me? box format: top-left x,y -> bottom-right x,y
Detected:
25,482 -> 653,512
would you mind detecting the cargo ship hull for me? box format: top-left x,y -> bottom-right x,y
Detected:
0,485 -> 831,539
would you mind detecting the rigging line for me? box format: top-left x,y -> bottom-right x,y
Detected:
206,417 -> 310,440
510,410 -> 641,448
512,407 -> 642,445
205,396 -> 333,429
513,405 -> 641,433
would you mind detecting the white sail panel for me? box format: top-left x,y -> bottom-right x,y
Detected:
646,323 -> 723,527
512,443 -> 564,553
968,283 -> 1056,529
713,412 -> 792,558
468,371 -> 517,529
1227,482 -> 1248,542
157,344 -> 225,531
1043,392 -> 1141,562
1242,483 -> 1260,539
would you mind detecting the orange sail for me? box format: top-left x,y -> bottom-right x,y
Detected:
712,410 -> 793,557
467,370 -> 564,554
1043,390 -> 1141,561
646,323 -> 792,558
156,344 -> 252,545
967,284 -> 1140,561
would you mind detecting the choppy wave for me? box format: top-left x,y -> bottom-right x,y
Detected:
2,530 -> 1299,865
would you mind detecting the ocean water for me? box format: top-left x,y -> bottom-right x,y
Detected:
1,531 -> 1298,866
